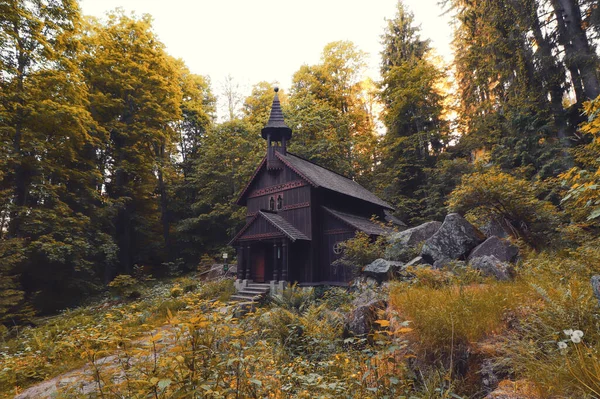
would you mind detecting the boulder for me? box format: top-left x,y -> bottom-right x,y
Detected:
345,299 -> 387,336
363,258 -> 404,282
469,255 -> 512,281
421,214 -> 485,264
591,275 -> 600,306
479,217 -> 511,239
468,236 -> 519,263
404,256 -> 429,268
386,221 -> 442,260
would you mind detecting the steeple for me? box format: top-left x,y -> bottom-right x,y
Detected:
262,87 -> 291,170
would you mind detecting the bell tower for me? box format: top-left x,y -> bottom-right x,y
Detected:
261,87 -> 292,170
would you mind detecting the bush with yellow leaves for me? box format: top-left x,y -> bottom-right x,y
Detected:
448,167 -> 561,246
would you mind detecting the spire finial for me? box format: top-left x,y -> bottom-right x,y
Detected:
261,87 -> 292,141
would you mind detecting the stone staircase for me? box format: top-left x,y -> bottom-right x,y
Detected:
230,282 -> 270,303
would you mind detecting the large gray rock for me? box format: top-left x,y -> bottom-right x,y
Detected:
421,213 -> 485,264
592,275 -> 600,307
469,255 -> 512,281
363,258 -> 404,282
479,217 -> 511,239
386,221 -> 442,260
468,236 -> 519,263
404,256 -> 429,268
345,299 -> 387,336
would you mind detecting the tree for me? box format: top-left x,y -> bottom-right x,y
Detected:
287,41 -> 378,181
176,119 -> 263,262
375,1 -> 449,224
81,12 -> 183,276
0,0 -> 116,314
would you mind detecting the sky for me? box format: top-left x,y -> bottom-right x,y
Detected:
79,0 -> 454,117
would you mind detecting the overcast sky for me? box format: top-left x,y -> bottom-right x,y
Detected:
79,0 -> 453,117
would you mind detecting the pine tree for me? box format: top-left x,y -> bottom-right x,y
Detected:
375,1 -> 449,223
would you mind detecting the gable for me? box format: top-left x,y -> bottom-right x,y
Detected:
229,211 -> 310,245
237,152 -> 393,211
236,157 -> 309,206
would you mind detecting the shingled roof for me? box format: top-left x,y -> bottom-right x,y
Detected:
229,211 -> 310,245
278,153 -> 394,210
323,207 -> 393,236
260,211 -> 310,241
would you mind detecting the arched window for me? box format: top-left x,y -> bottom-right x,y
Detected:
269,196 -> 275,211
276,194 -> 283,210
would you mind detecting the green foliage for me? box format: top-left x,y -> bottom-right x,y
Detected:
448,167 -> 561,246
333,231 -> 387,269
375,2 -> 450,224
561,96 -> 600,229
287,41 -> 378,181
196,278 -> 235,302
270,284 -> 315,312
492,246 -> 600,398
108,275 -> 141,299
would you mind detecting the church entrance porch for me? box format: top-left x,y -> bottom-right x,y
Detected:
236,239 -> 290,285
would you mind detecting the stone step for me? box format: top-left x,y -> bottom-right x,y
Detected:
238,287 -> 269,295
247,283 -> 270,289
230,294 -> 259,302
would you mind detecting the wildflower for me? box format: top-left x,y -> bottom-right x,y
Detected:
558,341 -> 568,350
572,330 -> 584,339
563,329 -> 573,336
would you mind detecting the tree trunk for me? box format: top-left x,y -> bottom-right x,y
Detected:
551,0 -> 600,100
529,1 -> 569,140
157,142 -> 171,261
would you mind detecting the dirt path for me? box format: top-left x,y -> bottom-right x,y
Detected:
14,325 -> 177,399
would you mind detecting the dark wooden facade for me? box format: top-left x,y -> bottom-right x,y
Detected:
230,89 -> 394,286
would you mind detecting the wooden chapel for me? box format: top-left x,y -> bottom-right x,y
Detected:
230,88 -> 394,288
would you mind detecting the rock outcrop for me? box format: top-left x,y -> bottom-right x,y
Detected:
421,213 -> 485,264
363,258 -> 404,282
386,221 -> 442,261
592,275 -> 600,306
345,298 -> 387,336
468,236 -> 519,263
469,255 -> 512,281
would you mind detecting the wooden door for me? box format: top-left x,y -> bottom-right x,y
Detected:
252,247 -> 266,283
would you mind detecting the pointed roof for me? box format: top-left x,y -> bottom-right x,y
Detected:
229,211 -> 310,245
261,87 -> 292,140
236,152 -> 394,210
323,207 -> 393,236
278,153 -> 394,210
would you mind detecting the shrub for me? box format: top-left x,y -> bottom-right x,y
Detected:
271,284 -> 314,312
333,231 -> 387,269
108,275 -> 141,299
170,284 -> 184,298
389,281 -> 526,351
495,249 -> 600,397
197,278 -> 235,301
448,167 -> 561,246
175,276 -> 198,293
560,95 -> 600,229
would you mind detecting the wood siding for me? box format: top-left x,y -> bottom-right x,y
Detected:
318,209 -> 355,283
238,217 -> 283,241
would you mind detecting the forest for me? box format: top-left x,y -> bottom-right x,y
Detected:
2,0 -> 600,397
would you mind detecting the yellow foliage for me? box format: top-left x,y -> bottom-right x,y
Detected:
448,167 -> 560,245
